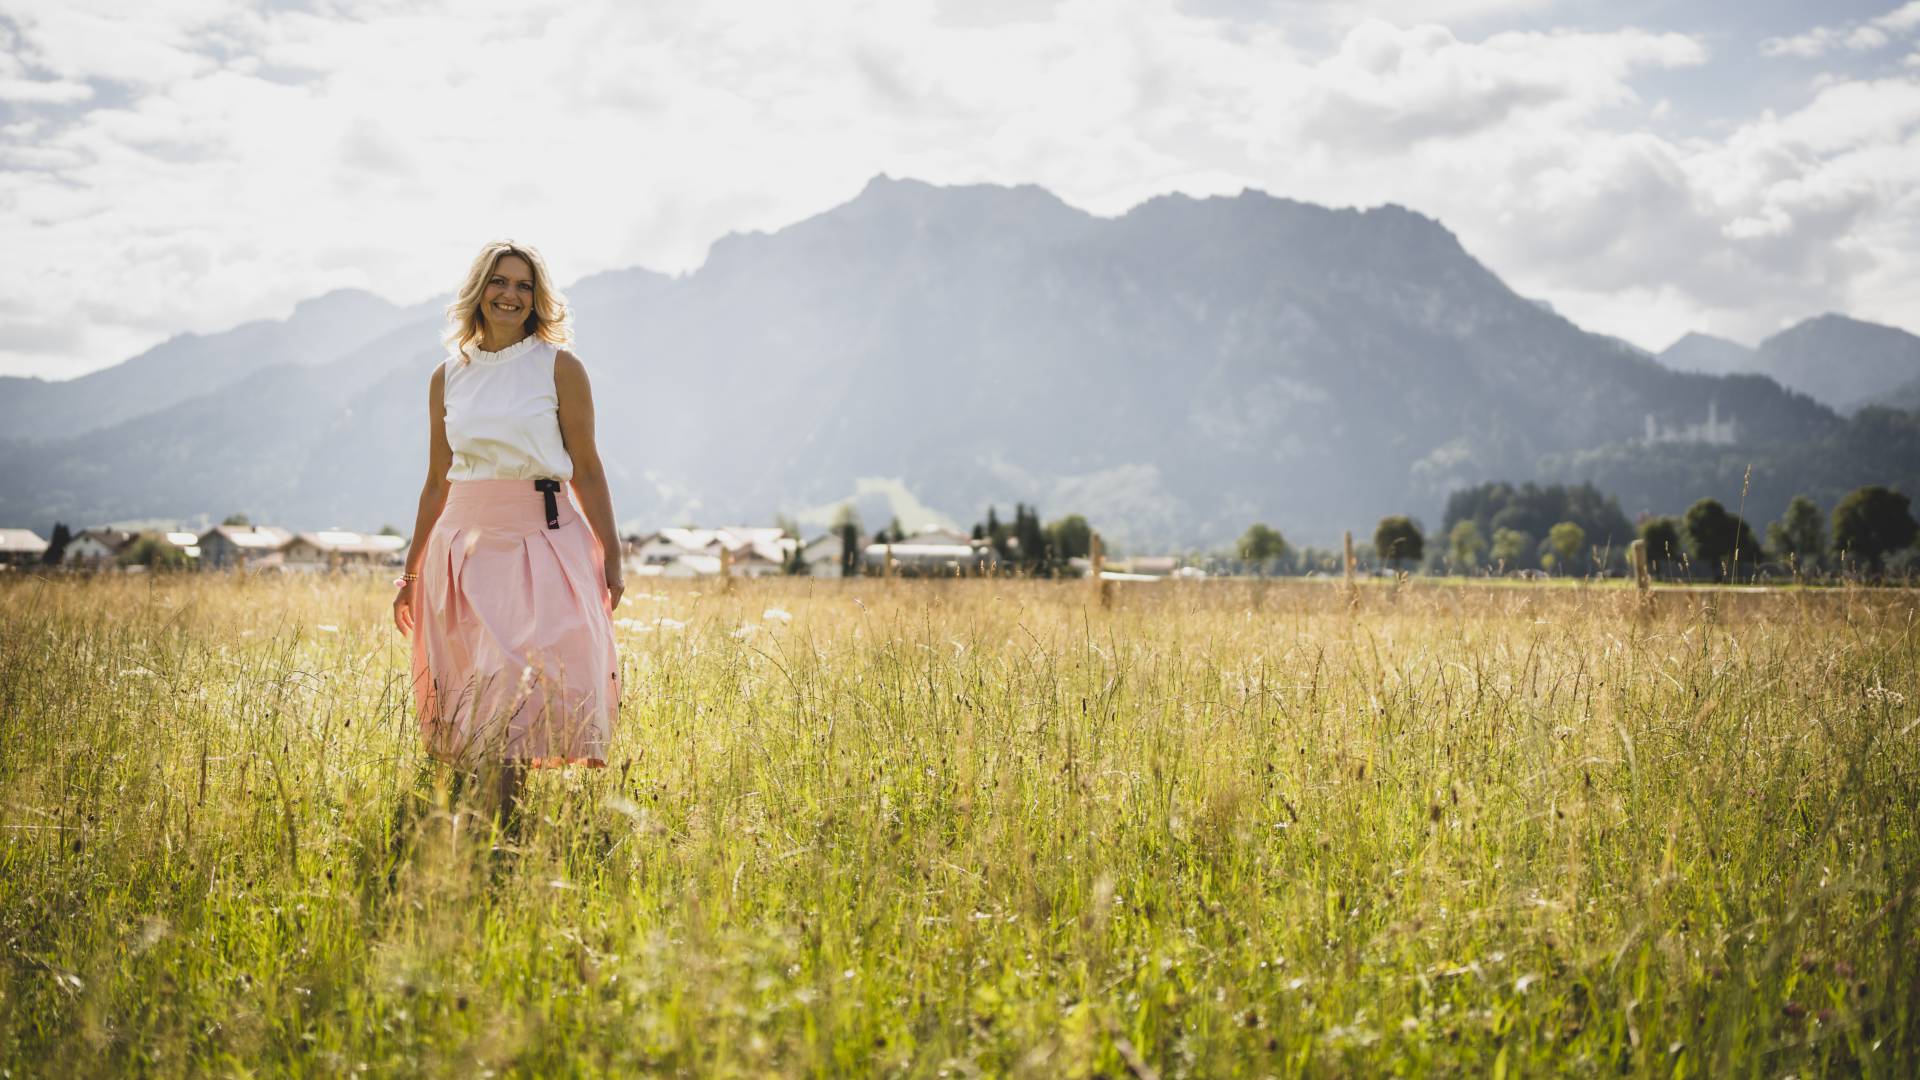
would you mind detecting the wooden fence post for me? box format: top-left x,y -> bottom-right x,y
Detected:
1343,530 -> 1358,608
1091,531 -> 1112,609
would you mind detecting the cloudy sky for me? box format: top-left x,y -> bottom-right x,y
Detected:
3,0 -> 1919,379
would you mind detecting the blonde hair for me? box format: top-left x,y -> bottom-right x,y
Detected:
444,240 -> 572,358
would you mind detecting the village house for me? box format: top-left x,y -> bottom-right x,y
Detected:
799,531 -> 862,577
860,539 -> 998,577
278,530 -> 407,573
0,528 -> 48,569
904,526 -> 973,547
63,528 -> 137,569
629,526 -> 796,577
195,524 -> 294,570
657,553 -> 721,578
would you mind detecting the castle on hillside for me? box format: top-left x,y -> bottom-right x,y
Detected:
1644,400 -> 1737,446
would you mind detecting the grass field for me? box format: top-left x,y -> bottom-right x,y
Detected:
1,573 -> 1916,1076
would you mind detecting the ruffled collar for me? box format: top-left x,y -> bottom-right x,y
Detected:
462,334 -> 541,365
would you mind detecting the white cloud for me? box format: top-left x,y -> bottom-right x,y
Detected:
1884,1 -> 1920,33
0,0 -> 1915,378
1760,1 -> 1920,59
0,78 -> 94,104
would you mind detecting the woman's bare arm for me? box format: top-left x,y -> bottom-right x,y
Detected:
394,363 -> 453,635
554,350 -> 625,611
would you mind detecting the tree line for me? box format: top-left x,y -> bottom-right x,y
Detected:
1232,482 -> 1920,581
805,502 -> 1094,577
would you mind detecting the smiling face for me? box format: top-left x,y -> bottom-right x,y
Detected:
480,254 -> 536,340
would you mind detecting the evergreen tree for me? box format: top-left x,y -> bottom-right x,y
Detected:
222,512 -> 251,527
42,522 -> 72,565
1013,503 -> 1050,575
839,522 -> 859,577
1442,481 -> 1632,571
987,505 -> 1012,562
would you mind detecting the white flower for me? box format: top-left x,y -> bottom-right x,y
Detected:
762,607 -> 793,622
316,624 -> 339,634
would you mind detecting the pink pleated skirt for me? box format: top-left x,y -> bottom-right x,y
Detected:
409,478 -> 620,767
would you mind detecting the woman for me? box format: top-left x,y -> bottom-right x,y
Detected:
393,240 -> 625,817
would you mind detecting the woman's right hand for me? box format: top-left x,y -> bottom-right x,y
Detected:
393,578 -> 415,637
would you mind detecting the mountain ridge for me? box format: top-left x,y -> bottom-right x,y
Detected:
2,176 -> 1910,547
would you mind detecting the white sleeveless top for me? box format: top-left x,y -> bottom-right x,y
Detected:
442,335 -> 575,482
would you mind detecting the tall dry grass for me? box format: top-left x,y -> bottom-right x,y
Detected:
1,572 -> 1916,1076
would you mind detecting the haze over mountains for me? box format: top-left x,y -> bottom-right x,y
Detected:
2,176 -> 1916,550
1656,316 -> 1920,414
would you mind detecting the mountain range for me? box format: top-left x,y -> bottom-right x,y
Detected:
1656,316 -> 1920,413
2,175 -> 1916,550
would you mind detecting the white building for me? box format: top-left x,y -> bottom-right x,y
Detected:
195,524 -> 294,569
280,530 -> 407,572
631,526 -> 796,576
800,532 -> 856,577
63,528 -> 137,568
860,541 -> 997,577
1643,400 -> 1737,446
0,528 -> 47,568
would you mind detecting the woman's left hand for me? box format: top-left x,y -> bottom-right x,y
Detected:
604,564 -> 624,611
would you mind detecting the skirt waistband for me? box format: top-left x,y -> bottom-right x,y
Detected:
446,478 -> 570,502
440,478 -> 580,532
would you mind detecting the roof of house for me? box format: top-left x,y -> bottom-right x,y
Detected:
199,524 -> 294,550
644,526 -> 794,556
71,528 -> 138,551
1126,556 -> 1180,573
288,530 -> 406,555
667,553 -> 722,575
0,528 -> 48,553
865,543 -> 980,559
908,527 -> 973,546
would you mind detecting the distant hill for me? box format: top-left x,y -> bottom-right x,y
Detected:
1656,315 -> 1920,414
1874,373 -> 1920,413
2,177 -> 1911,548
1761,315 -> 1920,413
1657,332 -> 1756,378
0,290 -> 429,442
